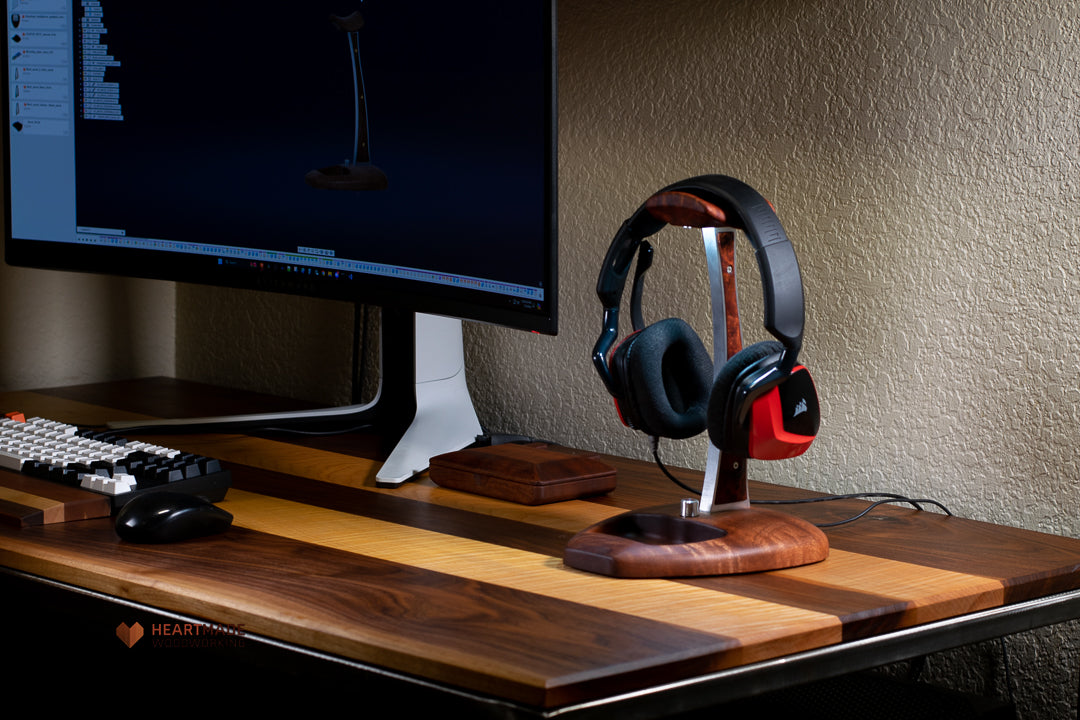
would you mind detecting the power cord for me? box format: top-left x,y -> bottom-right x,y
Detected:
649,437 -> 953,528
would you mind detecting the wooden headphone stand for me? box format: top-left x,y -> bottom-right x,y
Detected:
566,205 -> 828,578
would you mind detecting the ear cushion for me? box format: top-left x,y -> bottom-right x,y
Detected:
611,318 -> 713,439
707,340 -> 784,450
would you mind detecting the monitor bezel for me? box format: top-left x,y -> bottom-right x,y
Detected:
2,1 -> 558,336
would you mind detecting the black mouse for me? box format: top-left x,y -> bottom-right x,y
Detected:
115,491 -> 233,544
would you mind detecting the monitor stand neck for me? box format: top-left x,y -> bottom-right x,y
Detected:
374,311 -> 483,486
106,309 -> 483,485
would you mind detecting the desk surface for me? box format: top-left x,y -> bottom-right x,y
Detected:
3,379 -> 1080,717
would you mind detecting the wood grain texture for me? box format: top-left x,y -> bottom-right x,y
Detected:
564,505 -> 828,577
429,443 -> 617,505
645,190 -> 729,228
3,380 -> 1080,710
0,473 -> 112,526
718,229 -> 742,359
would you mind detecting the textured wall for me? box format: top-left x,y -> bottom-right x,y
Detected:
173,0 -> 1080,715
0,264 -> 174,390
174,285 -> 355,403
476,0 -> 1080,529
465,1 -> 1080,715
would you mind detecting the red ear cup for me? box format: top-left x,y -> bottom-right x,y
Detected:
594,176 -> 815,454
747,365 -> 819,459
609,318 -> 713,439
707,341 -> 819,459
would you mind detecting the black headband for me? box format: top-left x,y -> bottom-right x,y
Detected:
593,174 -> 805,395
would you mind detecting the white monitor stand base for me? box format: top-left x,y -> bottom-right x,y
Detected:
106,312 -> 483,487
374,313 -> 482,486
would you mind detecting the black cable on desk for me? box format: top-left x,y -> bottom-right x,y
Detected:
649,439 -> 953,528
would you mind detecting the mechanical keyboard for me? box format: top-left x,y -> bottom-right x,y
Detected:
0,412 -> 231,513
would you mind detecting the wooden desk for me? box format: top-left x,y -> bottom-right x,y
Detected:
2,379 -> 1080,717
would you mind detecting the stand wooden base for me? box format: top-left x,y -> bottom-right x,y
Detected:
563,504 -> 828,578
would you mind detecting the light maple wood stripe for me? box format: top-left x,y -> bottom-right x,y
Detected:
224,487 -> 1006,635
385,476 -> 627,533
5,393 -> 623,531
0,485 -> 57,511
223,488 -> 840,650
772,547 -> 1005,624
2,391 -> 1009,627
161,433 -> 626,532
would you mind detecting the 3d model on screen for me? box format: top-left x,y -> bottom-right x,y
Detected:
305,11 -> 388,191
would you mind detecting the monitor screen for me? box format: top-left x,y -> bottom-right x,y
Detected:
3,0 -> 557,334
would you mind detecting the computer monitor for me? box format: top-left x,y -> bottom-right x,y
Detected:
2,1 -> 557,484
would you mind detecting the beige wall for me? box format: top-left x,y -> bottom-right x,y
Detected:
174,285 -> 355,403
0,264 -> 174,389
4,0 -> 1078,715
474,0 -> 1080,535
469,2 -> 1080,714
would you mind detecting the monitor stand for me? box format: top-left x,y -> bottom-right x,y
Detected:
106,308 -> 483,485
373,312 -> 482,486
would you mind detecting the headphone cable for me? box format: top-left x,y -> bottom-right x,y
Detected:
649,438 -> 953,528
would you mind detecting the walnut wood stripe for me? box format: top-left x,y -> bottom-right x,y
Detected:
35,378 -> 322,423
0,498 -> 43,526
6,381 -> 1080,712
207,434 -> 1076,603
230,467 -> 1003,639
0,474 -> 111,526
149,432 -> 620,533
823,513 -> 1080,603
219,489 -> 1009,651
0,390 -> 151,426
230,465 -> 579,557
8,389 -> 1071,613
688,572 -> 914,641
688,545 -> 1005,636
0,519 -> 764,707
152,433 -> 1045,621
222,489 -> 842,648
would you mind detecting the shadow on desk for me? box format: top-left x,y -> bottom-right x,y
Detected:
705,672 -> 1015,720
3,570 -> 1014,719
1,569 -> 475,713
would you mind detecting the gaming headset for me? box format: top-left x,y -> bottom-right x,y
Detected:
593,174 -> 819,461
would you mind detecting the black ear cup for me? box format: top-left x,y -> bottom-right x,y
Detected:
610,318 -> 713,439
593,175 -> 817,456
706,340 -> 784,452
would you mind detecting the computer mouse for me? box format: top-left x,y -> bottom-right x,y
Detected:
115,491 -> 233,544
